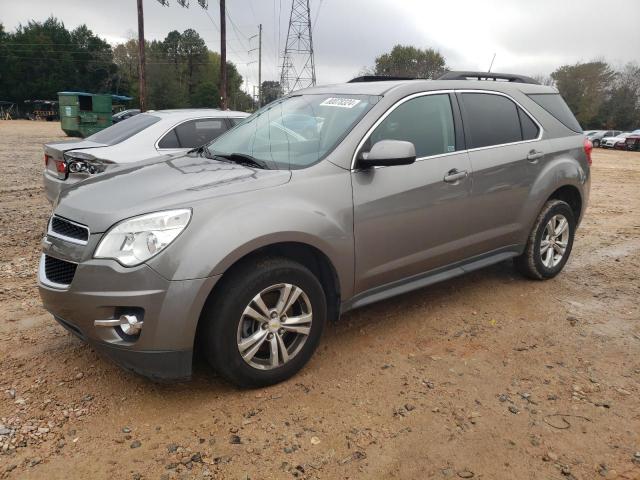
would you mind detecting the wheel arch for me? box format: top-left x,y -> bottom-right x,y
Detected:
547,184 -> 582,221
193,240 -> 343,352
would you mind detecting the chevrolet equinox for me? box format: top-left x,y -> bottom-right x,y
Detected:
38,72 -> 591,387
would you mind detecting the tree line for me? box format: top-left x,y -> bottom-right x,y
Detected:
1,19 -> 638,130
361,45 -> 640,131
0,17 -> 253,113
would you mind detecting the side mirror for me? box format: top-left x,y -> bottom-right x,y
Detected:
358,140 -> 416,168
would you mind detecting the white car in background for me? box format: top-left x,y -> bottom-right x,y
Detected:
585,129 -> 622,147
43,109 -> 249,204
601,132 -> 631,149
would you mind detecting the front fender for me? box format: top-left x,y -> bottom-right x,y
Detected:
146,164 -> 355,299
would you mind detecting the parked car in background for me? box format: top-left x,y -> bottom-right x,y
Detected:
601,132 -> 631,149
112,109 -> 140,123
586,130 -> 622,147
38,72 -> 591,386
43,109 -> 249,204
623,131 -> 640,151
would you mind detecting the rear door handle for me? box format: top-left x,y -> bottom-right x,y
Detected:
443,169 -> 468,183
527,150 -> 544,162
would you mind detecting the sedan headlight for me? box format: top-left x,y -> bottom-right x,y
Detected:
94,209 -> 191,266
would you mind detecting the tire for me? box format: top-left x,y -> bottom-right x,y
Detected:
514,199 -> 576,280
201,257 -> 327,388
592,139 -> 600,148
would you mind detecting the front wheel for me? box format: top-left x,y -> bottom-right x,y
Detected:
514,199 -> 576,280
592,139 -> 600,148
201,257 -> 326,388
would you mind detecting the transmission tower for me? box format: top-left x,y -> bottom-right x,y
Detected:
280,0 -> 316,94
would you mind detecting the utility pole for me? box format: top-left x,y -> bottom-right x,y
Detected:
258,24 -> 262,107
249,24 -> 263,107
136,0 -> 147,112
219,0 -> 228,110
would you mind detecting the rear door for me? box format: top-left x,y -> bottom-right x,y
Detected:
458,91 -> 545,256
352,92 -> 474,294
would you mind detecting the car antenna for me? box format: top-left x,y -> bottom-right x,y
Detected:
488,53 -> 497,74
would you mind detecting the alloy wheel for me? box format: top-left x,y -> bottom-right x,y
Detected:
540,214 -> 570,268
236,283 -> 313,370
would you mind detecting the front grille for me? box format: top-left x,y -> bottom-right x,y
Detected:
44,255 -> 77,285
50,216 -> 89,243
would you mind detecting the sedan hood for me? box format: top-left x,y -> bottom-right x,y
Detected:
55,153 -> 292,232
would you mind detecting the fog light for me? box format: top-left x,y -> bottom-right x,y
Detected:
120,314 -> 143,335
94,314 -> 144,337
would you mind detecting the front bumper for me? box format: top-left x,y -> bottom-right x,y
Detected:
38,247 -> 220,381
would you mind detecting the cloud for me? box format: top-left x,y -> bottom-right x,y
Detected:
2,0 -> 638,91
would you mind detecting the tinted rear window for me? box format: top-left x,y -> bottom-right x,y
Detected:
527,93 -> 582,133
461,93 -> 522,149
518,108 -> 539,140
86,113 -> 160,145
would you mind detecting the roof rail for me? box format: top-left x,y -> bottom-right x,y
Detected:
437,71 -> 540,85
348,75 -> 417,83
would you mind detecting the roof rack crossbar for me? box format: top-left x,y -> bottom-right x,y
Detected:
437,71 -> 540,85
348,75 -> 418,83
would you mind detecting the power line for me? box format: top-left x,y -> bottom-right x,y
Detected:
312,0 -> 323,32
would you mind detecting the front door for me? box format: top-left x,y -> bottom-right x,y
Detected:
352,93 -> 473,294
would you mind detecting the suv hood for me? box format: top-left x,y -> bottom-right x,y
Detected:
55,153 -> 292,232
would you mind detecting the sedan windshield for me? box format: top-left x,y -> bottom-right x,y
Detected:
207,94 -> 379,170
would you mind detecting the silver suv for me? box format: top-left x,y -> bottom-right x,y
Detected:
38,72 -> 591,387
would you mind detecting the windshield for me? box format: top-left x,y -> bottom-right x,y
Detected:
86,113 -> 160,145
206,94 -> 379,169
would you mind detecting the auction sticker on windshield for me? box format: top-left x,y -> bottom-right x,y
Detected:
320,98 -> 361,108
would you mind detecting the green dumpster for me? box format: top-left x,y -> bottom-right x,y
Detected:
58,92 -> 132,138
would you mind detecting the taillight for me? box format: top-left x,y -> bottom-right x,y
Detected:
55,160 -> 66,174
44,153 -> 50,166
584,138 -> 593,166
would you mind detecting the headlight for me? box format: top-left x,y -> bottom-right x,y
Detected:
94,209 -> 191,266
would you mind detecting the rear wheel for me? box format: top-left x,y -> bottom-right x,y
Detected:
592,139 -> 600,148
514,200 -> 576,280
201,257 -> 326,388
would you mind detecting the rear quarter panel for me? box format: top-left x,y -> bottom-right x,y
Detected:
518,134 -> 590,244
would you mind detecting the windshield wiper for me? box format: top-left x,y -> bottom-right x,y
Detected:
190,145 -> 207,155
212,152 -> 270,170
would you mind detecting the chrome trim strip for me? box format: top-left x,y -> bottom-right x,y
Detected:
47,215 -> 90,246
350,88 -> 545,170
38,254 -> 76,290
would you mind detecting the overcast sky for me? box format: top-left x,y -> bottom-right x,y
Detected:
2,0 -> 639,95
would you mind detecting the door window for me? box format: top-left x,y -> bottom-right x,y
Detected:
518,108 -> 540,140
157,128 -> 180,148
159,118 -> 228,149
365,94 -> 456,158
175,119 -> 227,148
461,93 -> 523,149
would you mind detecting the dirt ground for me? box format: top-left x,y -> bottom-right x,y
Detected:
0,120 -> 639,480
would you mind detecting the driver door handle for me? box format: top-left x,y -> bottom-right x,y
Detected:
443,168 -> 468,183
527,150 -> 544,162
